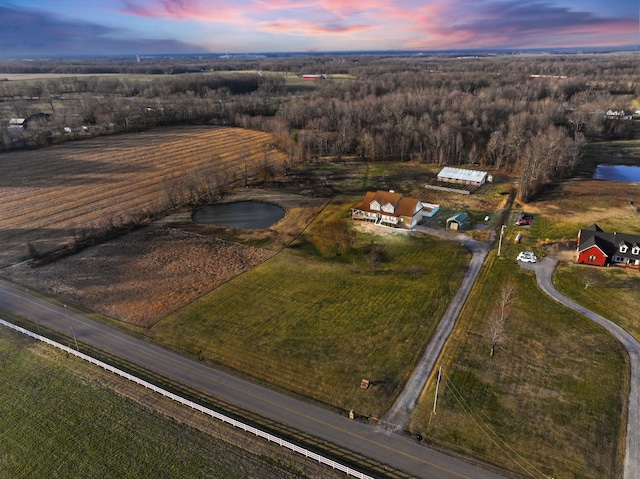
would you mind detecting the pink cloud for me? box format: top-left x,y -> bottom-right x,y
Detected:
120,0 -> 247,23
254,0 -> 390,17
115,0 -> 637,50
402,0 -> 638,49
258,18 -> 372,36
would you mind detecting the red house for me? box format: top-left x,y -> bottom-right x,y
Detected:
577,224 -> 640,268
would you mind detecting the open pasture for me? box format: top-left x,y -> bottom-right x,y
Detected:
511,178 -> 640,251
0,126 -> 282,267
150,197 -> 470,415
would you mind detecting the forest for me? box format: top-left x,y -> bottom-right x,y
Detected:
1,53 -> 638,202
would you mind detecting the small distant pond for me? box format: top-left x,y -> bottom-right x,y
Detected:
192,201 -> 285,229
594,164 -> 640,183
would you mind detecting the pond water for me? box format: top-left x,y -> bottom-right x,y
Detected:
192,201 -> 285,229
594,165 -> 640,183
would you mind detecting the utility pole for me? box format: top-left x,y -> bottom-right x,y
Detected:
64,304 -> 79,351
497,224 -> 506,256
432,366 -> 442,414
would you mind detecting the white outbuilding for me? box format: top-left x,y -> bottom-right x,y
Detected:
437,167 -> 489,187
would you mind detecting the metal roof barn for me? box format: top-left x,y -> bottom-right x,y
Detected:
437,167 -> 488,186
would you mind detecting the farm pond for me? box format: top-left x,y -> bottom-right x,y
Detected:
594,165 -> 640,183
192,201 -> 285,229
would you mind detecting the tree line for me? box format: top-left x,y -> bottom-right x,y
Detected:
1,54 -> 637,201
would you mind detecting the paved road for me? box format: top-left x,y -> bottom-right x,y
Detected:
385,229 -> 490,429
0,279 -> 508,479
526,258 -> 640,479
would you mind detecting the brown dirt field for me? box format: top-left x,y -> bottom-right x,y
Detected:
0,125 -> 283,268
2,189 -> 328,327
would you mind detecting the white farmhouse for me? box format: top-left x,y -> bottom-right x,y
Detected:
351,190 -> 424,229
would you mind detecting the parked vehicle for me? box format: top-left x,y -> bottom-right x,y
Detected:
516,213 -> 534,226
517,251 -> 537,263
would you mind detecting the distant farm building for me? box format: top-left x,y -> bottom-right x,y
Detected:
437,167 -> 489,187
301,74 -> 325,80
576,224 -> 640,268
352,190 -> 424,229
7,119 -> 25,130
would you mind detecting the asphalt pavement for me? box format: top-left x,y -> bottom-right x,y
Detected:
0,279 -> 509,479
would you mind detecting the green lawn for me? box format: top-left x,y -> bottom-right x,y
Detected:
0,328 -> 317,479
554,263 -> 640,342
150,197 -> 469,416
409,252 -> 627,479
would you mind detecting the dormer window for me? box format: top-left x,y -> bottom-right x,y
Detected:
619,244 -> 628,253
381,202 -> 395,214
633,245 -> 640,255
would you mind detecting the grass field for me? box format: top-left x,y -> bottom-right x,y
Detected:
2,123 -> 637,478
0,327 -> 339,479
409,252 -> 628,479
150,196 -> 470,415
402,143 -> 639,478
554,264 -> 640,342
518,136 -> 640,247
0,125 -> 283,267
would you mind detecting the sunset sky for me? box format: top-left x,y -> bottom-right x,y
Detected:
0,0 -> 637,57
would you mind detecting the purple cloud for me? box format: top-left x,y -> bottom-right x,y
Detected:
416,0 -> 637,48
0,5 -> 202,57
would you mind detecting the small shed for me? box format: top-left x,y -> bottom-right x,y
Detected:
446,212 -> 469,230
437,167 -> 489,186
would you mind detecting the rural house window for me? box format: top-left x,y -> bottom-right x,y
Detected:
588,255 -> 596,262
632,246 -> 640,255
620,245 -> 628,253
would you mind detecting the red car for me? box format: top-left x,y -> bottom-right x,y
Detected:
516,218 -> 532,226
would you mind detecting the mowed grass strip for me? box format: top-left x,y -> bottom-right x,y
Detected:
409,253 -> 627,479
151,198 -> 469,416
0,328 -> 321,479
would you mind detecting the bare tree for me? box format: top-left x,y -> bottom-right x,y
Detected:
498,279 -> 516,315
489,280 -> 516,357
488,307 -> 506,357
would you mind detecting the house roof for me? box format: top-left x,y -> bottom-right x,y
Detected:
578,224 -> 640,260
437,167 -> 488,183
577,235 -> 609,257
353,190 -> 422,218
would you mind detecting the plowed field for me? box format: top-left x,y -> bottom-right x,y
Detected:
0,126 -> 282,268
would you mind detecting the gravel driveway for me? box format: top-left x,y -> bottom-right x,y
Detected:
527,257 -> 640,479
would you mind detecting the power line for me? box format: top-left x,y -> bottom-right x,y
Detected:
439,369 -> 549,479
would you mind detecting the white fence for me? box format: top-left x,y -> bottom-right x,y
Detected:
0,318 -> 375,479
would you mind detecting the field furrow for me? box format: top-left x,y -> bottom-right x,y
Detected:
0,126 -> 283,267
